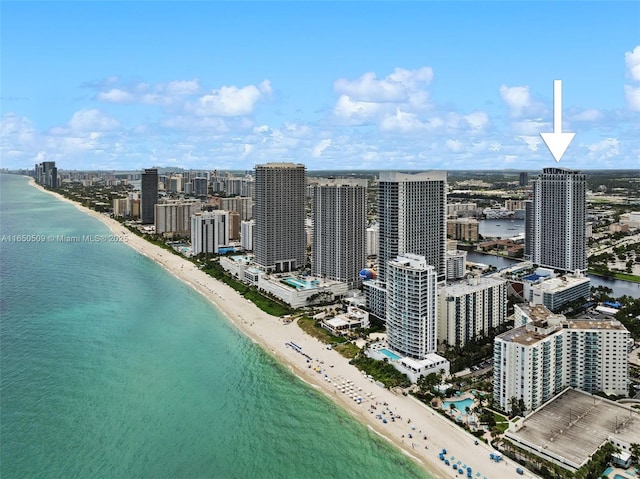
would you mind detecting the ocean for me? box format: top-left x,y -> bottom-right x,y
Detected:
0,174 -> 430,479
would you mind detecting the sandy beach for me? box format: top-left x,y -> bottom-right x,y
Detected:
32,179 -> 539,479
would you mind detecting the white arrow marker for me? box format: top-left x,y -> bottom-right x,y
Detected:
540,79 -> 575,162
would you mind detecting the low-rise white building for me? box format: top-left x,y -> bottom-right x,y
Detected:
619,211 -> 640,228
523,272 -> 590,312
367,342 -> 450,383
257,275 -> 348,308
321,307 -> 370,335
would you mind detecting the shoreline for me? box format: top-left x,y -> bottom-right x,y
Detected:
29,178 -> 538,479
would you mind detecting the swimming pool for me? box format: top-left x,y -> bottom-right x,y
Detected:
443,397 -> 475,413
379,349 -> 401,361
283,277 -> 320,290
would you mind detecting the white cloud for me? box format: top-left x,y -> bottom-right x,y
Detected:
165,79 -> 200,96
625,85 -> 640,112
624,46 -> 640,111
516,135 -> 541,152
446,139 -> 464,153
511,119 -> 549,136
586,138 -> 620,158
380,109 -> 425,133
68,109 -> 120,132
97,88 -> 135,104
95,78 -> 221,109
333,95 -> 384,123
188,82 -> 270,117
1,113 -> 36,144
464,111 -> 490,131
570,109 -> 603,122
311,139 -> 332,157
625,45 -> 640,82
499,85 -> 532,118
334,67 -> 432,102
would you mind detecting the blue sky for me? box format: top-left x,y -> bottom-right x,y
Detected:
2,1 -> 639,171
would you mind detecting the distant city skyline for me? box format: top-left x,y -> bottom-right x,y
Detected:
2,2 -> 639,171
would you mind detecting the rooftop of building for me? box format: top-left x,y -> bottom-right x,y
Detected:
563,319 -> 626,331
443,275 -> 505,295
541,167 -> 582,175
534,275 -> 591,292
389,253 -> 431,271
227,254 -> 254,264
506,388 -> 639,470
498,323 -> 559,345
308,178 -> 368,187
447,217 -> 479,223
255,162 -> 305,169
378,170 -> 447,182
517,304 -> 560,322
498,313 -> 627,345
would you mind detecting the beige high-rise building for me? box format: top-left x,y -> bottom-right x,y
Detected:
229,212 -> 241,241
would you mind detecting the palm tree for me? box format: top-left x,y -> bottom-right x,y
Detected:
630,443 -> 640,465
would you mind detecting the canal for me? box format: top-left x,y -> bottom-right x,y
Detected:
465,251 -> 640,299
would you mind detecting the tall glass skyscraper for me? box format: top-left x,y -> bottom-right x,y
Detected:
254,163 -> 306,273
311,179 -> 367,289
141,168 -> 158,225
529,167 -> 587,273
377,171 -> 447,282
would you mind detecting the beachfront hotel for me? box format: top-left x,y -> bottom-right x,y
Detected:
311,178 -> 367,289
141,168 -> 158,225
493,304 -> 629,414
253,163 -> 306,273
386,253 -> 438,359
191,211 -> 230,255
527,167 -> 587,274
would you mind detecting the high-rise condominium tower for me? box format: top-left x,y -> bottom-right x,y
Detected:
529,167 -> 587,273
254,163 -> 306,273
34,161 -> 58,188
386,254 -> 438,359
141,168 -> 158,225
311,179 -> 367,289
378,171 -> 447,282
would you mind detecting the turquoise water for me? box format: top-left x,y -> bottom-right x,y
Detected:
0,174 -> 431,479
283,277 -> 320,289
380,348 -> 401,361
443,397 -> 475,413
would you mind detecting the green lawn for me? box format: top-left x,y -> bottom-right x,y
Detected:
493,412 -> 510,433
588,270 -> 640,284
333,342 -> 360,359
296,316 -> 347,344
